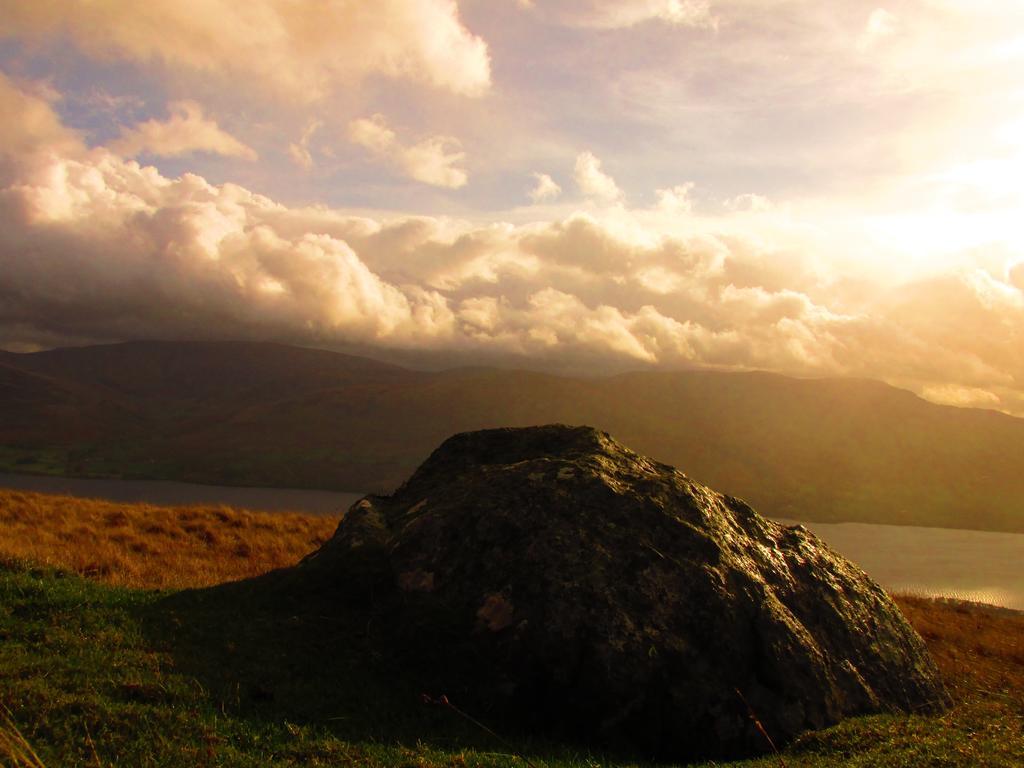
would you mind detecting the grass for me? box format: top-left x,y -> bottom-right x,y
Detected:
0,491 -> 1022,767
0,489 -> 338,589
0,446 -> 73,477
0,708 -> 46,768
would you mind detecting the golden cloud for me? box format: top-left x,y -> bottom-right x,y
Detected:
349,114 -> 468,189
1,77 -> 1022,416
110,101 -> 257,160
0,0 -> 491,100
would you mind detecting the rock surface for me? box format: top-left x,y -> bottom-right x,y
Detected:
302,425 -> 949,759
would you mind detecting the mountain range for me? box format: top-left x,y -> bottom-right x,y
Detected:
2,340 -> 1022,532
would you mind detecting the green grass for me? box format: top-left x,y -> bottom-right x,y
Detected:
1,560 -> 1022,767
0,446 -> 73,477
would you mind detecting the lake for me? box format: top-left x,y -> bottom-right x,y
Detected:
785,519 -> 1024,612
3,473 -> 1022,611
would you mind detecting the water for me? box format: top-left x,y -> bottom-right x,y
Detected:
787,519 -> 1024,612
2,473 -> 1022,611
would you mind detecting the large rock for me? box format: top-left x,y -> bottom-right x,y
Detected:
302,425 -> 948,759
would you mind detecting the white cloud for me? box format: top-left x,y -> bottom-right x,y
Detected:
2,77 -> 1024,416
0,0 -> 491,100
724,193 -> 773,213
0,73 -> 83,161
919,383 -> 1002,409
656,183 -> 695,214
857,8 -> 899,51
1009,261 -> 1024,291
401,137 -> 469,190
575,151 -> 623,203
546,0 -> 716,29
110,101 -> 257,160
528,172 -> 562,202
288,119 -> 323,170
349,114 -> 468,189
0,163 -> 455,350
348,115 -> 398,155
288,145 -> 312,170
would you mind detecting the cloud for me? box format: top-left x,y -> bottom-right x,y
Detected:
349,114 -> 468,189
724,193 -> 773,213
288,119 -> 323,170
1009,261 -> 1024,291
0,164 -> 455,352
109,101 -> 257,160
528,172 -> 562,203
0,73 -> 83,161
348,115 -> 398,156
919,384 -> 1002,409
857,8 -> 899,51
0,0 -> 491,100
575,151 -> 623,203
2,76 -> 1024,415
656,184 -> 695,214
538,0 -> 716,29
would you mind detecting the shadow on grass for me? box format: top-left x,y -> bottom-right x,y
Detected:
138,562 -> 575,761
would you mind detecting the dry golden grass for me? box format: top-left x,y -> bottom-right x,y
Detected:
894,594 -> 1024,700
0,709 -> 46,768
0,488 -> 340,590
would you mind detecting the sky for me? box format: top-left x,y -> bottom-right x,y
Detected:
0,0 -> 1023,414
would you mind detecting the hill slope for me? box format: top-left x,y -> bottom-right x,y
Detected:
1,497 -> 1022,768
2,340 -> 1023,531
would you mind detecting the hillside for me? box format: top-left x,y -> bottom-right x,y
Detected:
1,493 -> 1022,767
2,340 -> 1024,531
0,488 -> 337,589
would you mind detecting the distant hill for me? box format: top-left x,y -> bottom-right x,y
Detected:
2,340 -> 1023,532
